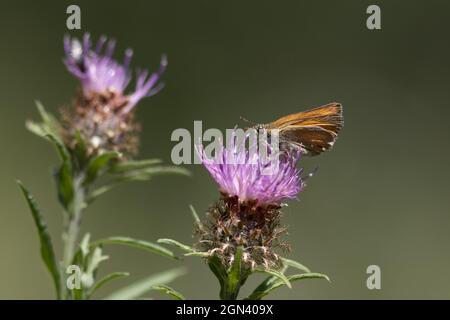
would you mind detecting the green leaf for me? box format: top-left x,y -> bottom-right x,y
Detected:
80,233 -> 91,258
85,151 -> 121,184
86,184 -> 118,204
86,165 -> 190,203
87,272 -> 130,298
184,251 -> 209,257
118,165 -> 191,181
254,268 -> 291,288
245,265 -> 288,301
73,131 -> 88,167
281,257 -> 311,273
246,272 -> 330,300
26,101 -> 63,142
189,205 -> 204,231
92,237 -> 178,260
36,101 -> 62,139
157,238 -> 193,253
223,246 -> 243,300
17,181 -> 61,299
25,120 -> 48,138
208,255 -> 227,299
105,267 -> 186,300
110,159 -> 163,173
46,134 -> 74,208
151,284 -> 185,300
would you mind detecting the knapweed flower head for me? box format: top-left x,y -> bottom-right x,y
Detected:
195,134 -> 304,270
201,141 -> 302,207
61,33 -> 166,158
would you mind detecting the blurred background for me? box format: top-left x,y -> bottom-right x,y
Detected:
1,0 -> 450,299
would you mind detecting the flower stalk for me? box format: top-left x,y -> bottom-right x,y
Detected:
19,33 -> 189,300
62,173 -> 85,267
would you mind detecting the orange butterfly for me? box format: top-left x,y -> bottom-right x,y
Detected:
256,102 -> 343,156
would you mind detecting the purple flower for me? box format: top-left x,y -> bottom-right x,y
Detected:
200,137 -> 303,206
63,33 -> 166,113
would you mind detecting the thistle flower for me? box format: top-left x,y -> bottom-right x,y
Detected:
195,136 -> 304,270
61,33 -> 167,158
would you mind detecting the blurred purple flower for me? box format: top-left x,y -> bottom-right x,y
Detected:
200,137 -> 303,206
63,33 -> 166,113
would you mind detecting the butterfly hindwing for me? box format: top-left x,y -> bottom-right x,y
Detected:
268,102 -> 343,156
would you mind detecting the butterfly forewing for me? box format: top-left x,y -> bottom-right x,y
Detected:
267,102 -> 343,156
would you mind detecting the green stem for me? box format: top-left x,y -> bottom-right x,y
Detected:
62,174 -> 86,269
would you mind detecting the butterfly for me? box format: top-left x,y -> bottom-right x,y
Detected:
254,102 -> 343,156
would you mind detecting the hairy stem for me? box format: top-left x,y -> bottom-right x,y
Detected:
62,174 -> 86,268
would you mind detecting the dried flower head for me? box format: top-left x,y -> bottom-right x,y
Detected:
61,33 -> 166,158
195,136 -> 304,271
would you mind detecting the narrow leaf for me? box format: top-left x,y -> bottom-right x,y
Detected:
254,268 -> 291,288
189,205 -> 204,231
87,184 -> 118,203
25,120 -> 47,138
73,131 -> 88,167
46,134 -> 74,208
224,246 -> 243,300
151,284 -> 185,300
17,181 -> 61,299
85,151 -> 121,184
119,166 -> 191,181
246,272 -> 330,300
105,267 -> 186,300
281,257 -> 311,273
87,272 -> 130,298
92,237 -> 178,260
36,101 -> 62,139
184,252 -> 209,257
208,255 -> 227,298
157,238 -> 193,253
252,264 -> 289,295
110,159 -> 163,173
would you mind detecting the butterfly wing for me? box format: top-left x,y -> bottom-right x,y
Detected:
270,102 -> 343,156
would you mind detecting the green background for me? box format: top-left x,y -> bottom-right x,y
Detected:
1,0 -> 449,299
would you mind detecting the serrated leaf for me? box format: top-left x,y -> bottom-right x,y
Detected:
87,272 -> 130,298
281,257 -> 311,273
17,181 -> 61,299
92,237 -> 178,260
110,159 -> 163,174
85,151 -> 121,184
246,272 -> 329,300
151,284 -> 185,300
105,267 -> 186,300
157,238 -> 193,253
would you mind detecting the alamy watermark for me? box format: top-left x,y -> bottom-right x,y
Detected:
170,121 -> 282,175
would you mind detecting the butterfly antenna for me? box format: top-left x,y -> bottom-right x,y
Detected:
239,116 -> 256,126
